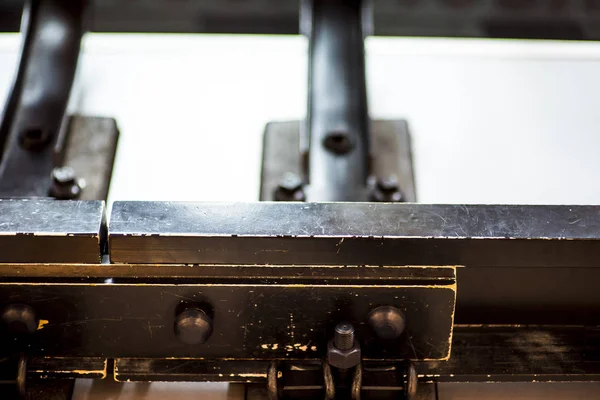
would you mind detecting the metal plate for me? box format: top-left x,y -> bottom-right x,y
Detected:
0,199 -> 104,263
259,120 -> 416,202
56,116 -> 119,201
0,278 -> 455,360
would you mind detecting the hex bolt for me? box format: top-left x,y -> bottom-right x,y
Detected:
367,306 -> 406,340
175,307 -> 213,345
327,322 -> 361,369
1,304 -> 38,335
369,175 -> 403,202
48,166 -> 83,200
274,172 -> 305,202
334,322 -> 355,351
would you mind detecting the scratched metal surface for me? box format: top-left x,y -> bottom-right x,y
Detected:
0,281 -> 455,360
109,202 -> 600,268
109,202 -> 600,238
0,199 -> 104,263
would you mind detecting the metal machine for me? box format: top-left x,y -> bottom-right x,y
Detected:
0,0 -> 599,399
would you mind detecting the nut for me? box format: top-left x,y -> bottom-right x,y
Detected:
327,339 -> 361,369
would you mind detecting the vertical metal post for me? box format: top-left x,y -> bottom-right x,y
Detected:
305,0 -> 370,202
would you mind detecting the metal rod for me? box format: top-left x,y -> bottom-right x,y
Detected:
0,0 -> 85,197
306,0 -> 370,201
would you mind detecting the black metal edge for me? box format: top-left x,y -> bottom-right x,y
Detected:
0,264 -> 456,283
27,357 -> 107,380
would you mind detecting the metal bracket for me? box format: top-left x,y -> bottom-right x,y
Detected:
260,120 -> 416,202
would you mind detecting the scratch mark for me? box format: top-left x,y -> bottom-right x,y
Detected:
406,334 -> 418,358
336,238 -> 345,254
147,321 -> 153,339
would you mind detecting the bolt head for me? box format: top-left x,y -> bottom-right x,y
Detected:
1,304 -> 38,335
376,176 -> 399,192
370,175 -> 404,202
368,306 -> 406,340
52,166 -> 77,185
274,173 -> 305,201
175,308 -> 213,345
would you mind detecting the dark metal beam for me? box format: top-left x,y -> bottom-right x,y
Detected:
306,0 -> 370,201
109,202 -> 600,267
108,201 -> 600,324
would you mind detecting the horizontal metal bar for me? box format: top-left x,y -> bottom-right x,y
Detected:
28,356 -> 107,379
418,325 -> 600,382
108,202 -> 600,324
112,326 -> 600,384
0,199 -> 104,263
109,202 -> 600,267
0,281 -> 454,360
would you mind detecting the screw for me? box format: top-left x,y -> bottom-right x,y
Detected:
367,306 -> 406,339
175,307 -> 213,345
1,304 -> 38,335
334,322 -> 355,351
369,175 -> 403,202
274,172 -> 305,201
323,131 -> 353,155
48,166 -> 83,200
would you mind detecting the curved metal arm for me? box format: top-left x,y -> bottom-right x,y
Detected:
0,0 -> 85,197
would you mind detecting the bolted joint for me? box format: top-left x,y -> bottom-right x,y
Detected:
327,339 -> 361,369
274,172 -> 306,201
369,175 -> 403,202
49,166 -> 83,200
